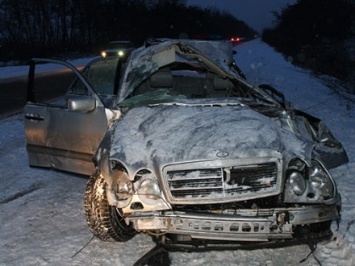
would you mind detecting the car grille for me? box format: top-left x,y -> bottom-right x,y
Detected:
163,161 -> 281,204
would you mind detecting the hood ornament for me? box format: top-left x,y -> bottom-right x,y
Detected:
216,149 -> 229,158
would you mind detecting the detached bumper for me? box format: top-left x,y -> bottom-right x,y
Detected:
126,204 -> 340,242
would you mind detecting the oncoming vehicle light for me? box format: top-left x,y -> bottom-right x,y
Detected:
101,51 -> 107,57
118,50 -> 124,57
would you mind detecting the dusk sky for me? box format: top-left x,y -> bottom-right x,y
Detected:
187,0 -> 297,33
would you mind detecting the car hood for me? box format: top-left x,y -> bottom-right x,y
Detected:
109,102 -> 314,171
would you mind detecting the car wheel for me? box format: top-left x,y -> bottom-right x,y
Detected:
84,170 -> 136,241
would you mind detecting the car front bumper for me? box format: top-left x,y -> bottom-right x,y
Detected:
126,204 -> 340,242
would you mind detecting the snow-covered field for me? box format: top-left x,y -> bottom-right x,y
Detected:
0,39 -> 354,265
0,57 -> 96,80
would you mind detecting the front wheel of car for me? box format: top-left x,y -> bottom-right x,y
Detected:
84,170 -> 136,241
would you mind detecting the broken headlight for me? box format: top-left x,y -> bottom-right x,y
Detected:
287,159 -> 306,196
284,158 -> 335,203
309,160 -> 334,199
105,167 -> 134,209
137,171 -> 162,205
288,171 -> 306,196
114,170 -> 133,199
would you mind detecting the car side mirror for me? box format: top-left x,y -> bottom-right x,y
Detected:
68,96 -> 96,112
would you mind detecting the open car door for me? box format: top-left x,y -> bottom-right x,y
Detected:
24,58 -> 119,175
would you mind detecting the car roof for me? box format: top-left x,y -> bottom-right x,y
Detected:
117,39 -> 243,102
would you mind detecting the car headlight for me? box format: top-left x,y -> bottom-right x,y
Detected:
286,158 -> 306,196
112,169 -> 133,200
118,50 -> 124,57
284,158 -> 335,203
288,171 -> 306,196
309,160 -> 334,199
137,172 -> 161,204
101,51 -> 107,57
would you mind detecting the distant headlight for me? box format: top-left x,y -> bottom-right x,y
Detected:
309,160 -> 334,199
101,51 -> 107,57
137,172 -> 161,204
118,50 -> 124,57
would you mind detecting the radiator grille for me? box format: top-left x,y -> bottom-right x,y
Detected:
166,162 -> 278,202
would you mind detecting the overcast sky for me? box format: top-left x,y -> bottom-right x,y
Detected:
187,0 -> 297,33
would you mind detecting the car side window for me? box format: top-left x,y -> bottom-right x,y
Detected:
69,57 -> 120,96
29,62 -> 78,108
69,77 -> 89,95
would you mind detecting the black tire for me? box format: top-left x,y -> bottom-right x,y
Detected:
84,170 -> 136,241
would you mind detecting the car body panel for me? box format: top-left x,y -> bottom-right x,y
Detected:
25,102 -> 108,175
25,58 -> 110,175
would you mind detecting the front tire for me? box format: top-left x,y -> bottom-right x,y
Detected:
84,170 -> 136,241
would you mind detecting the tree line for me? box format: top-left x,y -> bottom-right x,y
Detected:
0,0 -> 256,62
262,0 -> 354,84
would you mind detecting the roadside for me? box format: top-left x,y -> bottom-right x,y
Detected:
0,56 -> 97,80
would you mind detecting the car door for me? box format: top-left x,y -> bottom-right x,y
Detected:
24,58 -> 119,175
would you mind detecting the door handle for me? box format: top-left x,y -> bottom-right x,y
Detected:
25,113 -> 44,121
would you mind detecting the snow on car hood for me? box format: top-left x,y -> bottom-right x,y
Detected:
109,101 -> 314,170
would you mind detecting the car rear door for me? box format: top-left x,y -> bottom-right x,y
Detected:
24,58 -> 118,175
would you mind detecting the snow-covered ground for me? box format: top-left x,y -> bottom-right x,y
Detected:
0,39 -> 354,265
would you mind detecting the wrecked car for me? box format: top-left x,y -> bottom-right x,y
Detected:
24,39 -> 348,251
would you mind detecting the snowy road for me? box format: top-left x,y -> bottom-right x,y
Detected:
0,39 -> 354,265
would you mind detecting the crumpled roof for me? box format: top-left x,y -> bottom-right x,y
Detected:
117,39 -> 238,103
